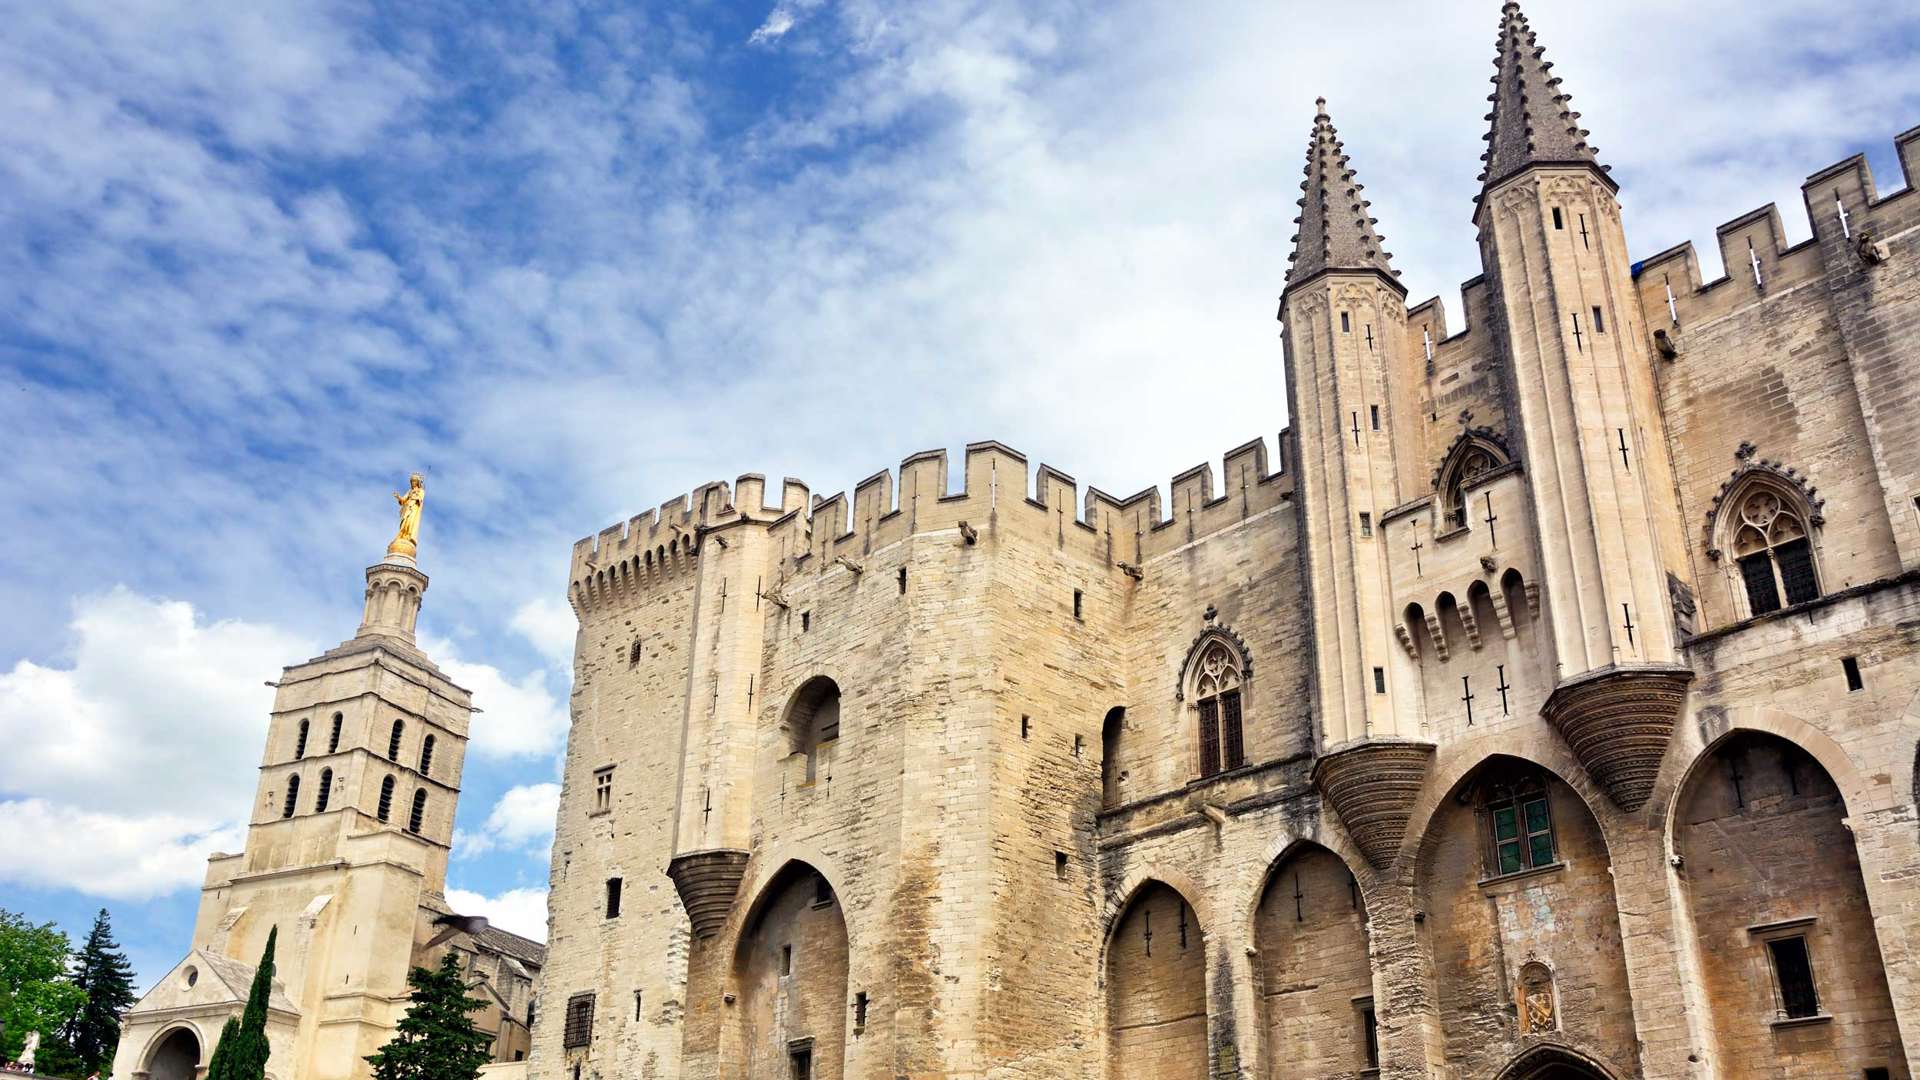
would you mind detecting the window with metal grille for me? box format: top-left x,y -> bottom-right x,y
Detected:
1769,936 -> 1819,1019
1191,639 -> 1247,779
282,774 -> 301,818
328,712 -> 343,753
562,994 -> 594,1048
377,775 -> 395,822
419,734 -> 435,777
1487,788 -> 1555,876
295,719 -> 309,760
388,720 -> 405,760
408,789 -> 427,834
1730,488 -> 1820,616
316,768 -> 332,813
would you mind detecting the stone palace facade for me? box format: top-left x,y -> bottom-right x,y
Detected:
528,4 -> 1920,1077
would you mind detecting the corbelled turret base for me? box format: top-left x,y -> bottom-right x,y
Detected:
667,849 -> 751,939
1312,738 -> 1436,869
1542,664 -> 1693,811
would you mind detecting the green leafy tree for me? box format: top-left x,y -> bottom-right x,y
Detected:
54,909 -> 138,1074
205,928 -> 276,1080
364,952 -> 494,1080
0,909 -> 86,1062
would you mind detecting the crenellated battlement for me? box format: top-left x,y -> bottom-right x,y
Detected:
1632,123 -> 1920,330
568,434 -> 1298,616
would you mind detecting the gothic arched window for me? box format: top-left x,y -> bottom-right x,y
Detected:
1731,488 -> 1819,616
315,768 -> 333,813
294,719 -> 309,760
1444,448 -> 1497,530
408,789 -> 428,834
1190,640 -> 1247,778
327,712 -> 343,753
378,776 -> 396,822
282,774 -> 301,819
388,720 -> 405,761
1434,433 -> 1508,533
419,734 -> 436,777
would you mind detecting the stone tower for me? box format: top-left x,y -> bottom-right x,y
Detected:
111,526 -> 508,1080
1280,101 -> 1436,870
1474,0 -> 1693,811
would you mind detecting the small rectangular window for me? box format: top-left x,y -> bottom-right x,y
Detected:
1073,589 -> 1083,620
633,990 -> 643,1020
1490,793 -> 1555,876
1842,656 -> 1863,692
1592,306 -> 1605,333
1551,207 -> 1564,230
605,877 -> 623,919
1369,404 -> 1380,430
1361,1003 -> 1379,1068
1072,734 -> 1084,757
1358,512 -> 1372,538
898,567 -> 907,594
853,992 -> 869,1032
1373,667 -> 1386,694
1020,715 -> 1031,740
594,767 -> 614,814
1866,1068 -> 1891,1080
789,1046 -> 812,1080
801,610 -> 811,632
1340,312 -> 1350,333
1055,850 -> 1069,879
1768,936 -> 1819,1019
813,873 -> 833,908
781,945 -> 793,976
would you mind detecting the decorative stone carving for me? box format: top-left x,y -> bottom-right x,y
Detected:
1542,665 -> 1693,810
1312,739 -> 1437,869
1395,621 -> 1418,658
1425,611 -> 1451,662
667,849 -> 751,939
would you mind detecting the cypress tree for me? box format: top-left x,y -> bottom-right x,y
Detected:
224,928 -> 277,1080
202,1017 -> 243,1080
57,909 -> 138,1074
364,952 -> 494,1080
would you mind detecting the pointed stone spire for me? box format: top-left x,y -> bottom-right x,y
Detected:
1479,1 -> 1609,190
1284,97 -> 1401,297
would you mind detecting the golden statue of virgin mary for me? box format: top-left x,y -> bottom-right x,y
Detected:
387,473 -> 425,560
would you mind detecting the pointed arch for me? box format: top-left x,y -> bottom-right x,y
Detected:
1492,1041 -> 1620,1080
1254,840 -> 1374,1075
1103,877 -> 1207,1080
1432,428 -> 1511,530
1181,626 -> 1250,778
725,859 -> 849,1079
1704,461 -> 1825,617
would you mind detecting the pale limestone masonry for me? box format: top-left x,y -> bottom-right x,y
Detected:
529,4 -> 1920,1078
113,545 -> 544,1080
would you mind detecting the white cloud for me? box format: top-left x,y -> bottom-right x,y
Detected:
510,598 -> 578,671
446,886 -> 550,943
455,783 -> 560,860
423,637 -> 569,759
0,800 -> 247,901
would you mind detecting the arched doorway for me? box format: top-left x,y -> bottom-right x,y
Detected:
1254,843 -> 1373,1076
1414,755 -> 1636,1077
1674,731 -> 1908,1078
729,861 -> 850,1079
1494,1043 -> 1616,1079
1105,881 -> 1206,1080
145,1026 -> 202,1080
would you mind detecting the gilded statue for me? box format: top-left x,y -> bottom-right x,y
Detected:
388,473 -> 425,560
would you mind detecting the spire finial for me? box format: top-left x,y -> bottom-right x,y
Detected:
1478,0 -> 1609,191
1283,98 -> 1401,297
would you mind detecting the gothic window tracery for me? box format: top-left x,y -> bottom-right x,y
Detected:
1445,448 -> 1497,529
1190,640 -> 1246,778
1433,432 -> 1509,533
1730,488 -> 1819,616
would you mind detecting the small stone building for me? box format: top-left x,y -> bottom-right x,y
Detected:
529,4 -> 1920,1077
113,538 -> 544,1080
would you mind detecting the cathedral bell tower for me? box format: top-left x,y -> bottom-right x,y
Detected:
1281,100 -> 1437,869
1475,2 -> 1692,810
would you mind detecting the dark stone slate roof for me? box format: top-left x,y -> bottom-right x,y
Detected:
1284,98 -> 1399,292
1479,1 -> 1609,189
476,925 -> 547,969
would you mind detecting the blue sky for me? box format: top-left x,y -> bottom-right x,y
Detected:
3,0 -> 1918,990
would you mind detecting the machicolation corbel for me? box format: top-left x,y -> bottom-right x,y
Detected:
834,555 -> 865,575
1116,560 -> 1143,581
958,520 -> 979,545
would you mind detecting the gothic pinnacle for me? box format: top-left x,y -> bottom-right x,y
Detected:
1283,97 -> 1401,299
1478,0 -> 1610,191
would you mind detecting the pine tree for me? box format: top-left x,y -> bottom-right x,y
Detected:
56,909 -> 138,1074
364,952 -> 494,1080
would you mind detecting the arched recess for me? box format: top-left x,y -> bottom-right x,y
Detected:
1414,755 -> 1636,1077
1492,1041 -> 1619,1080
144,1024 -> 203,1080
1433,428 -> 1510,531
1254,842 -> 1373,1077
727,860 -> 850,1080
1673,730 -> 1908,1078
1105,879 -> 1207,1080
785,677 -> 842,787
